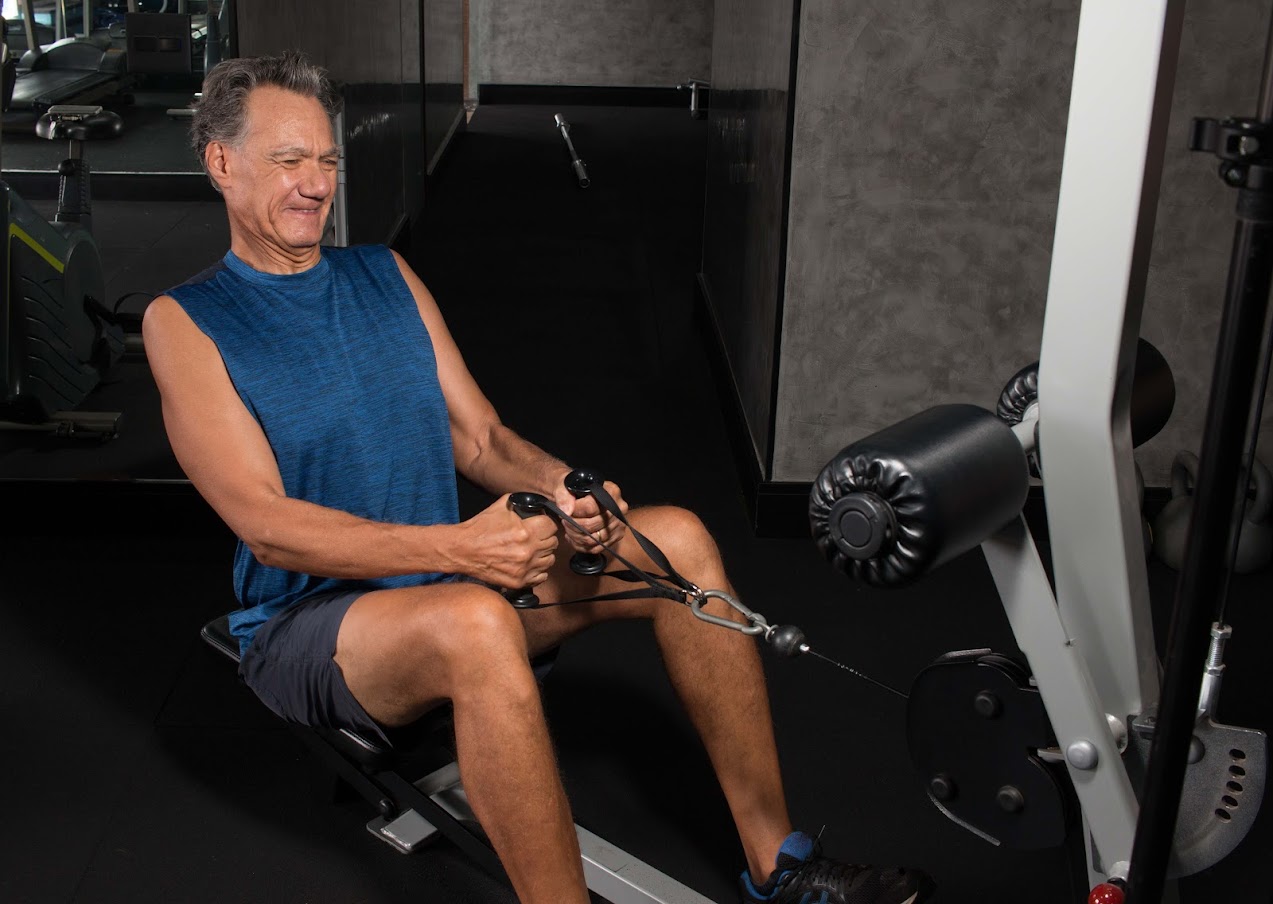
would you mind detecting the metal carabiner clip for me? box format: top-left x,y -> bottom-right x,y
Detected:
689,588 -> 768,636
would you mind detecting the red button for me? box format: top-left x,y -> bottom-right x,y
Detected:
1088,884 -> 1125,904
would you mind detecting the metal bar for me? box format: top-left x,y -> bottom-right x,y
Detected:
982,518 -> 1140,880
1217,8 -> 1273,621
553,114 -> 590,188
18,0 -> 37,55
1125,156 -> 1273,904
577,825 -> 717,904
332,111 -> 348,247
1035,0 -> 1185,754
81,0 -> 89,37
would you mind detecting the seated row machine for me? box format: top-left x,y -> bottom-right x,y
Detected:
197,1 -> 1267,902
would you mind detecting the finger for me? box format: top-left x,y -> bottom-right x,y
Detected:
565,514 -> 603,533
602,481 -> 628,513
528,518 -> 560,541
569,495 -> 601,519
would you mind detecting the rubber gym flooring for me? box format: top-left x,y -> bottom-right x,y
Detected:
1,103 -> 1270,904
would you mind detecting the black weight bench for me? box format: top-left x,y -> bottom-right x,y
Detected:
200,612 -> 719,904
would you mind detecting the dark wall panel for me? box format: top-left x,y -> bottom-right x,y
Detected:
423,0 -> 464,173
699,0 -> 797,477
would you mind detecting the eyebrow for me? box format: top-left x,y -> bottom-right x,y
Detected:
266,146 -> 341,159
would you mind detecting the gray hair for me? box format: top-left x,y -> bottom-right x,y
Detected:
192,50 -> 342,190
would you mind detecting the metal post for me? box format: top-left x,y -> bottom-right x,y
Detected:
18,0 -> 37,55
1035,2 -> 1185,879
332,110 -> 348,247
81,0 -> 89,37
1125,11 -> 1273,900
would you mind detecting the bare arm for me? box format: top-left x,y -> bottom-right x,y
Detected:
143,295 -> 557,587
391,251 -> 574,498
390,252 -> 630,550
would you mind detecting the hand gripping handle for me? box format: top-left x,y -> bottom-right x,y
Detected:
505,492 -> 554,609
564,468 -> 608,575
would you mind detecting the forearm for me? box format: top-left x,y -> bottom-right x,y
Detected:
242,493 -> 464,580
462,422 -> 571,499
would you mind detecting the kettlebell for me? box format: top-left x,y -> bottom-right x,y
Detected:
1153,451 -> 1273,573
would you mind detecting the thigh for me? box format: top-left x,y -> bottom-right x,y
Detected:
334,577 -> 532,728
239,589 -> 393,744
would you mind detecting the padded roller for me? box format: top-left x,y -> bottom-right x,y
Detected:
997,337 -> 1176,448
810,404 -> 1030,587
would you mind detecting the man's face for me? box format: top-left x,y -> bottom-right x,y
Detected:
217,85 -> 338,253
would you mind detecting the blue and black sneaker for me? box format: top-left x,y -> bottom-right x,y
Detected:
739,831 -> 931,904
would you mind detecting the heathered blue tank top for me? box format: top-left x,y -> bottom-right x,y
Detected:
168,245 -> 459,653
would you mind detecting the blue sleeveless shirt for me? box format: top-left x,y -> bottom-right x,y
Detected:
168,245 -> 459,653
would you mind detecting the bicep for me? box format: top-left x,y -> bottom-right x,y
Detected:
143,296 -> 286,539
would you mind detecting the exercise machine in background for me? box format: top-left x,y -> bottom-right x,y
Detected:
3,0 -> 132,126
809,1 -> 1269,902
0,24 -> 135,439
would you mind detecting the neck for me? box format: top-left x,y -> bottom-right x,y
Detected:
228,220 -> 322,275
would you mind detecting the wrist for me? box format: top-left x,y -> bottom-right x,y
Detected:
431,521 -> 470,577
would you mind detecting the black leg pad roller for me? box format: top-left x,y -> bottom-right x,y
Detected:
810,404 -> 1030,587
997,337 -> 1176,448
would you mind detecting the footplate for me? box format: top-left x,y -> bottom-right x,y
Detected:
367,808 -> 439,853
1127,713 -> 1267,877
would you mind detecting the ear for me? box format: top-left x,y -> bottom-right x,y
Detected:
205,140 -> 232,192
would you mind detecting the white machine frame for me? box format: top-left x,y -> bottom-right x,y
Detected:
980,0 -> 1261,891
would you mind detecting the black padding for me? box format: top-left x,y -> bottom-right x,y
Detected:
1127,338 -> 1175,447
996,361 -> 1038,425
35,108 -> 123,141
40,38 -> 107,72
200,614 -> 240,663
810,404 -> 1029,587
996,337 -> 1176,448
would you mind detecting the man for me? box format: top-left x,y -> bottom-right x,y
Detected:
144,51 -> 929,904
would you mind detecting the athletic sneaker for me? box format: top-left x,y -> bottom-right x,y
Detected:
739,831 -> 930,904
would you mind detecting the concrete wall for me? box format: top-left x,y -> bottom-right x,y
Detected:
469,0 -> 712,89
700,0 -> 797,471
771,0 -> 1271,484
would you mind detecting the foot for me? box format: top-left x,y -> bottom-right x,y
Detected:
739,831 -> 931,904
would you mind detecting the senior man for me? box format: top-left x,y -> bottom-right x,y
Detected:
144,51 -> 929,904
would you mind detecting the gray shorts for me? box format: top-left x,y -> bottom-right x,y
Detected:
237,589 -> 391,746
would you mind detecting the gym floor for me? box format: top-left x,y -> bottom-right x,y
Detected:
1,104 -> 1270,904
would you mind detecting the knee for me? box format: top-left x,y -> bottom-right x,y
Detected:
417,585 -> 530,676
636,506 -> 720,573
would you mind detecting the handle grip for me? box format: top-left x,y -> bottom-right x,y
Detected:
565,468 -> 607,575
505,492 -> 553,608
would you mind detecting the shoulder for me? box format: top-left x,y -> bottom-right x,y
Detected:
167,258 -> 232,296
142,295 -> 202,346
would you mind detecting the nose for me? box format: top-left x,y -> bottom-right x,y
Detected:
298,158 -> 333,200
